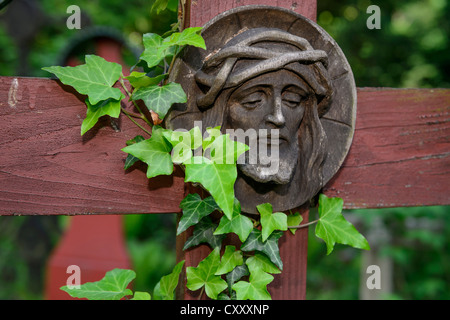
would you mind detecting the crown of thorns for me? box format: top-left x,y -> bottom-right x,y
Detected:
194,28 -> 332,116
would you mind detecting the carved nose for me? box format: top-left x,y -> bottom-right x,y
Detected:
266,96 -> 285,127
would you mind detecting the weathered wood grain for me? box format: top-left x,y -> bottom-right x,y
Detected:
1,83 -> 449,214
0,76 -> 185,215
324,87 -> 450,208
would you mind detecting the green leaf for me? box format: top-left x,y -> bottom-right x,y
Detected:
153,260 -> 185,300
215,245 -> 243,275
184,156 -> 237,220
186,248 -> 228,300
182,131 -> 247,220
124,135 -> 146,170
152,0 -> 178,13
245,252 -> 281,275
241,229 -> 284,270
163,126 -> 202,164
139,33 -> 169,69
163,126 -> 202,150
214,199 -> 253,242
81,97 -> 123,135
257,203 -> 288,242
139,27 -> 204,70
206,133 -> 249,164
121,126 -> 173,179
151,0 -> 169,14
232,268 -> 274,300
202,126 -> 222,150
125,71 -> 166,89
287,211 -> 303,235
315,194 -> 371,255
165,27 -> 206,50
60,268 -> 135,300
131,291 -> 151,300
43,55 -> 123,105
132,82 -> 187,120
183,217 -> 226,250
226,264 -> 249,291
177,194 -> 219,235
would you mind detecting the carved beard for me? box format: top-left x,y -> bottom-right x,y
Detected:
237,137 -> 299,185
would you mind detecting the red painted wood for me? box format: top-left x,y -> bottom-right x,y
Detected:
2,80 -> 446,215
45,215 -> 131,299
46,39 -> 133,300
189,0 -> 316,27
0,76 -> 185,215
324,88 -> 450,208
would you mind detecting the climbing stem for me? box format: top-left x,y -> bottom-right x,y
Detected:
289,219 -> 320,229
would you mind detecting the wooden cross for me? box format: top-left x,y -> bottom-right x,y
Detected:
1,0 -> 448,300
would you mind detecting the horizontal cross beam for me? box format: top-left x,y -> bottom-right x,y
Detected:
1,77 -> 448,215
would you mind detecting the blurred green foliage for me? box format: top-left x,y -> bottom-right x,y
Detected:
307,205 -> 449,300
0,0 -> 448,300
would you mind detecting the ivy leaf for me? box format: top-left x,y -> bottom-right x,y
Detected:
257,203 -> 288,242
226,264 -> 249,291
151,0 -> 170,14
214,199 -> 253,242
245,252 -> 281,275
124,135 -> 145,170
151,0 -> 178,13
202,126 -> 221,150
131,291 -> 151,300
184,156 -> 237,220
80,97 -> 123,135
241,229 -> 284,270
206,133 -> 249,164
121,126 -> 173,179
125,71 -> 166,89
140,33 -> 170,69
132,82 -> 187,120
43,55 -> 123,105
60,269 -> 135,300
215,245 -> 244,275
186,248 -> 228,300
315,194 -> 371,255
163,126 -> 202,150
153,260 -> 185,300
139,27 -> 205,70
183,128 -> 247,219
232,268 -> 274,300
287,211 -> 303,235
177,194 -> 219,235
183,217 -> 226,250
163,126 -> 202,164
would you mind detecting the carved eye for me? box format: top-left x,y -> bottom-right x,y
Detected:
240,92 -> 264,109
282,92 -> 302,108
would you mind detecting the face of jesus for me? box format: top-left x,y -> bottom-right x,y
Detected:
225,69 -> 310,185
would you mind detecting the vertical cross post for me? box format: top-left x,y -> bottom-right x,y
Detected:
176,0 -> 318,300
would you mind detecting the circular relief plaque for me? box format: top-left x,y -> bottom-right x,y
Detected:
166,5 -> 356,214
